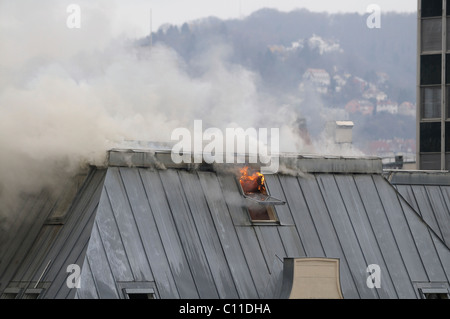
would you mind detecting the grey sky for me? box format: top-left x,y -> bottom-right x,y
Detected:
112,0 -> 417,37
0,0 -> 417,64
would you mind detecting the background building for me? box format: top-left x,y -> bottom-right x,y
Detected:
418,0 -> 450,170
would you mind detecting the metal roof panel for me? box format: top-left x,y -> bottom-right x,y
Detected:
2,151 -> 450,299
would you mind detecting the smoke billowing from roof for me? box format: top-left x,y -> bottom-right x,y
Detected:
0,1 -> 361,219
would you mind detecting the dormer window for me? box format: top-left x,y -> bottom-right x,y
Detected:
118,282 -> 158,299
419,288 -> 449,299
238,166 -> 284,223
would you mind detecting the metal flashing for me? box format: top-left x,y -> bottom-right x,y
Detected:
387,170 -> 450,185
107,149 -> 383,174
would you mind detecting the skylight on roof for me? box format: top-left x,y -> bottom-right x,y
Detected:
237,166 -> 284,223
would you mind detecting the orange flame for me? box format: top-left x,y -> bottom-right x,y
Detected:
239,166 -> 266,194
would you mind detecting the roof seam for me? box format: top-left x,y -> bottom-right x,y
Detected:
137,168 -> 182,299
332,174 -> 381,299
209,172 -> 260,298
40,169 -> 106,290
177,170 -> 222,299
394,190 -> 431,283
371,175 -> 417,295
158,170 -> 202,298
315,174 -> 361,298
353,175 -> 399,298
276,175 -> 307,256
118,168 -> 155,282
399,187 -> 450,281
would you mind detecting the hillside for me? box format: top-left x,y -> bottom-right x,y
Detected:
139,8 -> 418,157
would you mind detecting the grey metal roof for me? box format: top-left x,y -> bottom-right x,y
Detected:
0,168 -> 106,299
1,151 -> 450,299
388,171 -> 450,250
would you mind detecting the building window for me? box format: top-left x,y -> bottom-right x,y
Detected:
447,18 -> 450,51
446,122 -> 450,152
0,291 -> 20,299
421,86 -> 442,118
21,288 -> 43,299
420,288 -> 449,299
446,86 -> 450,118
420,122 -> 442,152
423,292 -> 449,299
446,54 -> 450,83
422,18 -> 442,52
237,166 -> 284,223
22,293 -> 40,299
421,54 -> 442,85
415,282 -> 450,299
246,204 -> 278,222
118,282 -> 158,299
124,289 -> 155,299
0,287 -> 42,299
422,0 -> 443,18
420,154 -> 442,170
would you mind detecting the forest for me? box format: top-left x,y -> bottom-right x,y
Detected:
138,8 -> 418,153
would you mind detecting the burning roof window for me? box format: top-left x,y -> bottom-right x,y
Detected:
238,166 -> 284,222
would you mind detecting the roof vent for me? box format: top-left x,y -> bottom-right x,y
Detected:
279,258 -> 344,299
326,121 -> 354,144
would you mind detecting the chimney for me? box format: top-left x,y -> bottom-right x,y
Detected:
278,258 -> 344,299
326,121 -> 354,144
296,118 -> 312,146
395,155 -> 404,169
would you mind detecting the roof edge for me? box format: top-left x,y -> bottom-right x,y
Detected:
107,149 -> 383,174
386,170 -> 450,186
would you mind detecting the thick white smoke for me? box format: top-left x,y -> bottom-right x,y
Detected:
0,1 -> 363,221
0,1 -> 308,217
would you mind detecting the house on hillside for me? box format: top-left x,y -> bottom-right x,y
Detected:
363,88 -> 387,102
303,68 -> 331,94
0,148 -> 449,299
398,102 -> 416,117
345,100 -> 374,116
376,100 -> 399,115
